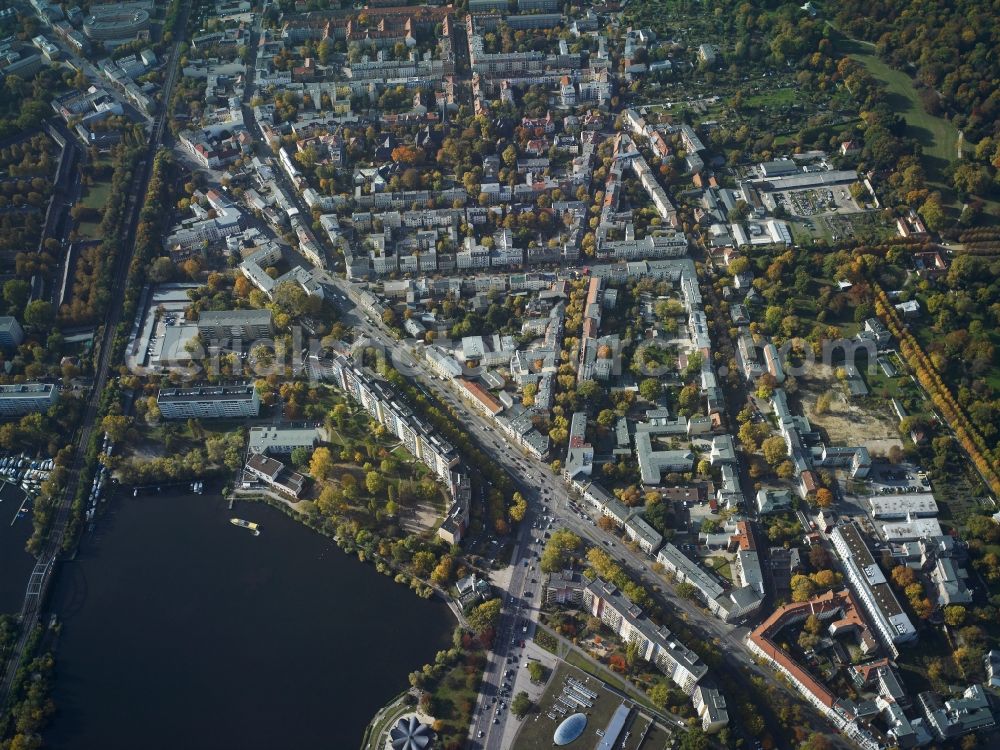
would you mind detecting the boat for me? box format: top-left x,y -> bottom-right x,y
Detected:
230,518 -> 260,536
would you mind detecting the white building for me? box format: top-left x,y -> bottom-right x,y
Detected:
156,384 -> 260,419
0,383 -> 58,418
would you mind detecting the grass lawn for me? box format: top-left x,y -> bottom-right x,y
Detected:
76,220 -> 101,240
744,87 -> 800,108
429,660 -> 480,744
80,182 -> 112,211
835,34 -> 962,206
563,649 -> 629,693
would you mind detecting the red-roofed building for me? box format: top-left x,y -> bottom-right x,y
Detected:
457,378 -> 503,417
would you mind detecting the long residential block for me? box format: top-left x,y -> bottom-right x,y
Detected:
0,382 -> 58,418
830,522 -> 917,656
583,577 -> 709,698
156,384 -> 260,419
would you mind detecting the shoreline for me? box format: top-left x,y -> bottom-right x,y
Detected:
226,489 -> 466,749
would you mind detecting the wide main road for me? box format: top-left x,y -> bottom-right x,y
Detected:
0,0 -> 194,712
326,285 -> 846,746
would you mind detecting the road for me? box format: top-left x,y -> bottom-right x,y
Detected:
316,279 -> 847,745
232,9 -> 846,743
0,0 -> 194,713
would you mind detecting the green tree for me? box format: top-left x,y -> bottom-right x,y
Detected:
3,279 -> 30,314
365,471 -> 383,495
23,300 -> 54,331
639,378 -> 661,401
511,691 -> 532,718
468,598 -> 502,633
540,529 -> 582,572
943,605 -> 967,627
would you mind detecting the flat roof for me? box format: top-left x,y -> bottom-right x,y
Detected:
158,384 -> 256,402
0,382 -> 54,396
868,494 -> 938,518
595,704 -> 631,750
248,426 -> 322,453
880,517 -> 943,541
198,308 -> 272,325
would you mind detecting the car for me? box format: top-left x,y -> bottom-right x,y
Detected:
478,731 -> 484,738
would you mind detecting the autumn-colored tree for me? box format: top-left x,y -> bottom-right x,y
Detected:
943,605 -> 967,627
597,515 -> 617,532
762,436 -> 788,466
509,491 -> 527,523
309,447 -> 334,480
815,488 -> 834,508
100,414 -> 131,443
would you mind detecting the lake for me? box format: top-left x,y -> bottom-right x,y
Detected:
45,492 -> 454,750
0,480 -> 34,616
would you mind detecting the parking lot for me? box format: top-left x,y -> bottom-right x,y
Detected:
866,462 -> 931,494
772,186 -> 862,219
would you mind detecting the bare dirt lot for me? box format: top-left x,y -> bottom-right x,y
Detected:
796,365 -> 903,455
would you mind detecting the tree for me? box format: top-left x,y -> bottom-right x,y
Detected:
509,491 -> 527,523
678,728 -> 709,750
365,471 -> 383,495
943,605 -> 967,628
290,446 -> 311,469
815,488 -> 834,508
815,391 -> 833,415
309,447 -> 334,480
527,662 -> 544,683
597,409 -> 616,428
468,598 -> 501,633
762,436 -> 787,466
3,279 -> 30,313
100,415 -> 131,442
801,733 -> 834,750
791,574 -> 818,602
23,300 -> 54,331
675,582 -> 697,600
597,516 -> 617,531
540,529 -> 582,572
148,257 -> 176,283
511,691 -> 532,718
639,378 -> 661,401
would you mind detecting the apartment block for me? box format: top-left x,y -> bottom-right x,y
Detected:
583,577 -> 709,698
156,384 -> 260,419
0,317 -> 24,350
693,685 -> 729,733
0,383 -> 58,418
831,522 -> 917,656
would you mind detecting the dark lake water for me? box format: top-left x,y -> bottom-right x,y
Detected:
44,493 -> 453,750
0,480 -> 34,615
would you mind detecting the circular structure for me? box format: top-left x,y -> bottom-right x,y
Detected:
389,715 -> 432,750
83,8 -> 150,41
553,712 -> 588,746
